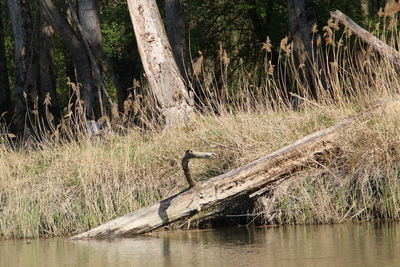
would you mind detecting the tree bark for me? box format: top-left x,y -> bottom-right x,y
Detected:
165,0 -> 186,78
287,0 -> 321,98
70,100 -> 386,239
76,0 -> 125,114
39,12 -> 60,124
0,7 -> 11,121
8,0 -> 31,133
127,0 -> 192,128
214,41 -> 228,105
40,0 -> 95,119
77,0 -> 102,57
287,0 -> 304,65
191,50 -> 206,108
74,0 -> 105,117
292,0 -> 317,66
361,0 -> 369,22
331,10 -> 400,71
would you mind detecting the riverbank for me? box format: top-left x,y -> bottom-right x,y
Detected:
1,96 -> 400,239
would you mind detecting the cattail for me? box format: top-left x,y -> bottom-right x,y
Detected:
262,37 -> 272,53
311,23 -> 318,34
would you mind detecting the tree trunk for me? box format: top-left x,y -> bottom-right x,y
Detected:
70,100 -> 385,239
40,0 -> 95,119
39,12 -> 60,125
0,7 -> 11,122
287,0 -> 324,98
165,0 -> 186,78
361,0 -> 369,22
331,10 -> 400,71
191,50 -> 206,108
292,0 -> 317,66
127,0 -> 192,128
77,0 -> 102,57
76,0 -> 125,115
8,0 -> 31,133
287,0 -> 304,66
214,41 -> 228,105
75,0 -> 106,117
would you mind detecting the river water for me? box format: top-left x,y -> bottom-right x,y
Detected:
1,222 -> 400,267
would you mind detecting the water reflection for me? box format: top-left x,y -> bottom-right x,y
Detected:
1,222 -> 400,267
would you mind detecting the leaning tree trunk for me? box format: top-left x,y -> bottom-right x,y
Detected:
76,0 -> 106,117
39,12 -> 60,125
77,0 -> 102,57
127,0 -> 192,128
76,0 -> 124,114
0,7 -> 11,122
330,10 -> 400,72
165,0 -> 186,78
8,0 -> 31,133
40,0 -> 95,119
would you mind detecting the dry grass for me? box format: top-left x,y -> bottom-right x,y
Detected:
2,7 -> 400,238
0,108 -> 335,238
0,101 -> 391,239
254,100 -> 400,225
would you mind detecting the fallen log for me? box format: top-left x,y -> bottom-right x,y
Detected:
70,102 -> 385,240
330,10 -> 400,70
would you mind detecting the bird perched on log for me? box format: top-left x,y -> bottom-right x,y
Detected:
181,150 -> 215,187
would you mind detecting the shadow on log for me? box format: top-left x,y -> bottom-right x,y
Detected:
70,98 -> 389,240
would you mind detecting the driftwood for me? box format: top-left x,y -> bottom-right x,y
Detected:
70,100 -> 387,240
330,10 -> 400,70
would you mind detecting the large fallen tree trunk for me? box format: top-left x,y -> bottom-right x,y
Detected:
330,10 -> 400,70
70,101 -> 386,240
